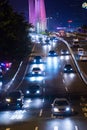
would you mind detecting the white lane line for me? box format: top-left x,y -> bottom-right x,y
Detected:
35,126 -> 39,130
63,79 -> 65,83
39,109 -> 43,117
6,128 -> 10,130
75,125 -> 79,130
65,87 -> 68,92
43,88 -> 45,92
43,79 -> 45,84
54,126 -> 58,130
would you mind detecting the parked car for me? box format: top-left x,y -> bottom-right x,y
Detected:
51,98 -> 74,115
5,90 -> 24,108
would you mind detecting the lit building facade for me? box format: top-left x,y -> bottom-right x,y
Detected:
28,0 -> 47,33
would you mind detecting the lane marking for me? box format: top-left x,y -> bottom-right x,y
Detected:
39,109 -> 43,117
84,113 -> 87,117
43,88 -> 45,92
43,79 -> 45,84
35,126 -> 38,130
75,125 -> 79,130
65,87 -> 68,92
63,79 -> 65,83
6,128 -> 10,130
54,126 -> 58,130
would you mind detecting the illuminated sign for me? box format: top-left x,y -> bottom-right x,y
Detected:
82,2 -> 87,9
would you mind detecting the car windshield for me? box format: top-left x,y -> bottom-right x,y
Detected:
28,85 -> 40,90
32,68 -> 41,71
65,65 -> 72,68
34,56 -> 41,59
7,92 -> 21,98
49,51 -> 55,53
54,100 -> 69,106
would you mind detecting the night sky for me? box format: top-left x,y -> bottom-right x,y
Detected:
9,0 -> 87,29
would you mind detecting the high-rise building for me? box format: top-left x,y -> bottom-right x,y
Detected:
28,0 -> 47,33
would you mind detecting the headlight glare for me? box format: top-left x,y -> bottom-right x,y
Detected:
17,98 -> 21,101
66,107 -> 70,111
6,98 -> 11,102
53,107 -> 59,112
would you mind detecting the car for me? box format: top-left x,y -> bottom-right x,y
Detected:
31,67 -> 43,75
61,49 -> 70,55
5,90 -> 24,108
33,56 -> 42,63
24,84 -> 43,97
72,38 -> 79,47
79,55 -> 87,61
48,50 -> 58,56
51,98 -> 73,115
73,38 -> 79,43
77,48 -> 85,56
64,64 -> 74,73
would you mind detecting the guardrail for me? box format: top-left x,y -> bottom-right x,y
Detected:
58,37 -> 87,85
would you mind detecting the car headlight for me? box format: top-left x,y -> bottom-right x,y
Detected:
32,71 -> 35,74
26,90 -> 30,94
53,107 -> 59,112
64,68 -> 67,71
17,98 -> 21,101
36,90 -> 40,94
34,59 -> 36,62
6,98 -> 11,102
66,107 -> 70,111
38,71 -> 41,74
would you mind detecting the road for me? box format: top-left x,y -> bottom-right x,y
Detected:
0,36 -> 87,130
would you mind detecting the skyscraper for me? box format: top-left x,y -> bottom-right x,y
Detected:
28,0 -> 47,33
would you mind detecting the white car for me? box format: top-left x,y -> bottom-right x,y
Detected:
72,38 -> 79,47
79,55 -> 87,61
77,48 -> 84,56
52,98 -> 73,115
73,38 -> 79,43
31,67 -> 42,75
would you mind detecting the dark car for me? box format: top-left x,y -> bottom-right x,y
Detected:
48,50 -> 58,56
33,56 -> 42,63
25,84 -> 43,97
5,90 -> 24,108
64,64 -> 74,73
61,49 -> 70,55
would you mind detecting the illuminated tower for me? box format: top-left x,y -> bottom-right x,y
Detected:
28,0 -> 35,25
28,0 -> 47,33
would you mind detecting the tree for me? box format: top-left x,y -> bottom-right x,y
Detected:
0,0 -> 32,61
81,25 -> 87,33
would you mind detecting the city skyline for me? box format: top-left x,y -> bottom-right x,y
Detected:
9,0 -> 87,30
